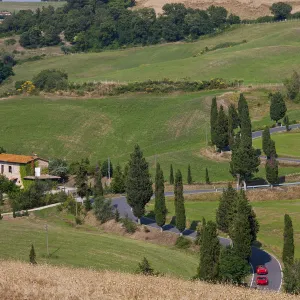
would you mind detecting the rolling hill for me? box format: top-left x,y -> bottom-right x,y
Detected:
9,21 -> 300,85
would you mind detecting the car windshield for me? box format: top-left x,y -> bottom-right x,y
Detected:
257,277 -> 265,280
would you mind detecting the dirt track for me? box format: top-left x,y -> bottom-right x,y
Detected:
135,0 -> 300,19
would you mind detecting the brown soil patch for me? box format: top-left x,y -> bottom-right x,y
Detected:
198,147 -> 231,162
136,0 -> 300,20
84,213 -> 178,247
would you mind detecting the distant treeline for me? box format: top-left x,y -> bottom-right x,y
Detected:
0,0 -> 298,52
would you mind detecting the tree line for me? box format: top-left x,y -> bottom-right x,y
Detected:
0,0 -> 241,50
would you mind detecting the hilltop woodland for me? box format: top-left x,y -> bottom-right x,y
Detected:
0,0 -> 299,52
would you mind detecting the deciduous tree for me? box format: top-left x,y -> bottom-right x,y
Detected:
270,92 -> 287,124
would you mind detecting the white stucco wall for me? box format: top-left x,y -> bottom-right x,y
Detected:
0,162 -> 22,187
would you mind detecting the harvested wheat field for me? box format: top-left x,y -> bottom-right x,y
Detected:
136,0 -> 300,19
0,261 -> 296,300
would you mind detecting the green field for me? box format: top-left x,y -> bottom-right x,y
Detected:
1,92 -> 300,182
0,1 -> 65,12
10,21 -> 300,85
253,132 -> 300,158
0,208 -> 198,278
147,198 -> 300,260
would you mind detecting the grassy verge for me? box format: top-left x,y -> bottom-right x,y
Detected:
147,197 -> 300,260
253,131 -> 300,158
0,208 -> 198,278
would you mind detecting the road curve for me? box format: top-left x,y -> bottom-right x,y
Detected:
111,195 -> 282,292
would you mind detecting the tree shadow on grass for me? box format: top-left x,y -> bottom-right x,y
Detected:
170,216 -> 176,226
252,240 -> 262,249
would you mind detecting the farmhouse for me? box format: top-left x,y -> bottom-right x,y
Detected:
0,153 -> 58,187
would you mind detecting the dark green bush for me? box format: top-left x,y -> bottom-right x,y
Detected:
15,80 -> 26,90
33,69 -> 68,92
121,216 -> 137,233
175,236 -> 192,249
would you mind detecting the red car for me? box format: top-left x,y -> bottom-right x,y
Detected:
256,265 -> 268,275
256,276 -> 269,285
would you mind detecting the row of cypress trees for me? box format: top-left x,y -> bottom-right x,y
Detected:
169,164 -> 210,185
196,185 -> 257,283
125,145 -> 187,233
211,94 -> 260,188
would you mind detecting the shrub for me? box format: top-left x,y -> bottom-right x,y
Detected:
15,80 -> 26,90
137,257 -> 155,276
4,38 -> 16,46
75,216 -> 83,225
94,196 -> 114,224
121,216 -> 137,233
33,69 -> 68,92
175,236 -> 192,249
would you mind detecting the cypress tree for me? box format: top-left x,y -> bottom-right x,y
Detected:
270,92 -> 287,124
94,168 -> 103,197
265,156 -> 279,185
216,183 -> 238,233
154,163 -> 167,230
228,104 -> 239,148
238,93 -> 252,148
210,96 -> 218,145
114,208 -> 120,222
84,191 -> 92,211
205,168 -> 210,184
187,164 -> 192,184
169,164 -> 174,185
231,195 -> 252,261
231,94 -> 260,188
75,161 -> 88,198
262,127 -> 271,156
215,105 -> 229,151
174,169 -> 186,233
111,164 -> 125,194
29,244 -> 37,264
284,115 -> 290,131
126,144 -> 153,223
283,214 -> 294,266
197,221 -> 220,281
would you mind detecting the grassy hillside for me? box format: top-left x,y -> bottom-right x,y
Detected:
0,91 -> 300,182
0,208 -> 198,278
2,261 -> 297,300
10,21 -> 300,85
148,197 -> 300,260
0,2 -> 65,12
253,131 -> 300,158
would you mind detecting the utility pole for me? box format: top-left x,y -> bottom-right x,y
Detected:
45,223 -> 49,257
108,157 -> 111,182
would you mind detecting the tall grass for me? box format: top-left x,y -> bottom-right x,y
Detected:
0,261 -> 297,299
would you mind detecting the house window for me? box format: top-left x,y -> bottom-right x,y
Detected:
8,166 -> 12,173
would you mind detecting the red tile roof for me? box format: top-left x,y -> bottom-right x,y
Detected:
0,154 -> 36,164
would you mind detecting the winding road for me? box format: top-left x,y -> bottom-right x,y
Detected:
112,125 -> 300,292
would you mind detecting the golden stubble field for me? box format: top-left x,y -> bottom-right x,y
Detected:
135,0 -> 300,19
0,260 -> 298,300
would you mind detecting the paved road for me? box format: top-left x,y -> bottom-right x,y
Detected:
111,195 -> 282,292
252,123 -> 300,139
